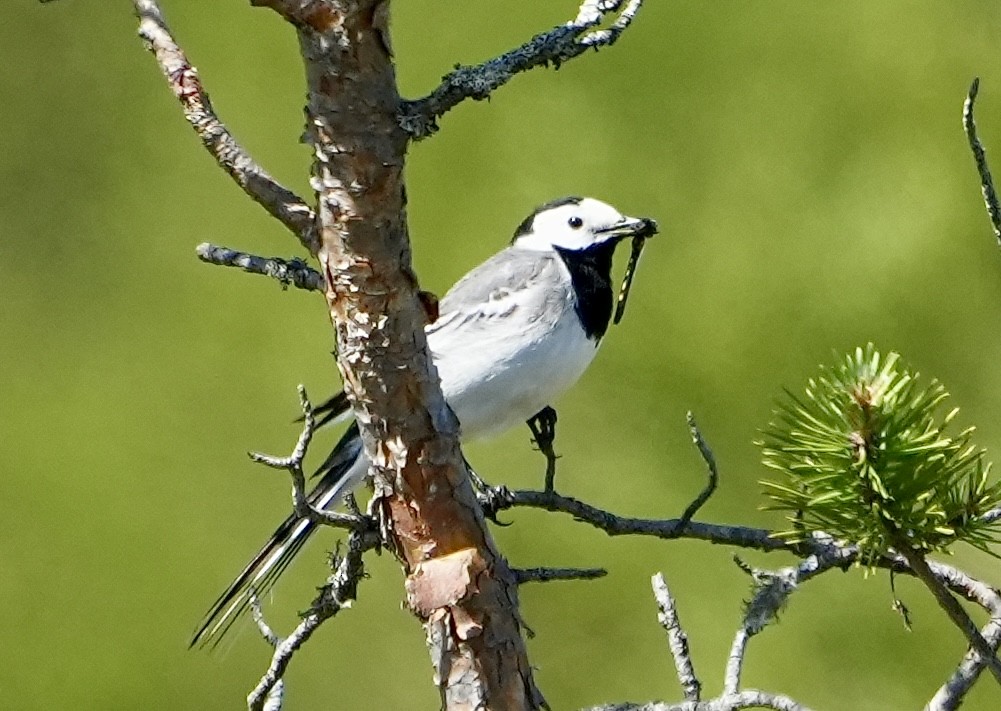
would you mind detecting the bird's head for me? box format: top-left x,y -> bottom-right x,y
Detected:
511,196 -> 658,253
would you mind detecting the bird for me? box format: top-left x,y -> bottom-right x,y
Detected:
191,196 -> 658,647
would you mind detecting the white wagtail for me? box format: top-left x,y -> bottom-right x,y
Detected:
192,197 -> 658,646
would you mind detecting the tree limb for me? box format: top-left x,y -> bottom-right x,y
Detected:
585,690 -> 814,711
928,614 -> 1001,710
196,243 -> 323,293
263,2 -> 547,708
513,566 -> 607,585
399,0 -> 645,140
890,536 -> 1001,686
675,413 -> 719,531
133,0 -> 318,251
248,386 -> 375,532
247,524 -> 377,711
963,77 -> 1001,245
652,573 -> 700,702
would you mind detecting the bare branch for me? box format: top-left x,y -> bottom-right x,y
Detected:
724,559 -> 801,695
903,526 -> 1001,708
490,486 -> 999,599
675,413 -> 719,531
484,486 -> 790,550
652,573 -> 701,702
513,566 -> 607,584
399,0 -> 646,139
890,536 -> 1001,686
248,595 -> 285,711
133,0 -> 317,251
929,615 -> 1001,710
248,386 -> 372,532
489,479 -> 1001,708
247,526 -> 376,711
195,243 -> 323,293
585,689 -> 814,711
483,487 -> 1001,636
963,78 -> 1001,245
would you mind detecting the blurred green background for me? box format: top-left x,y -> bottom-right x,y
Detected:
4,1 -> 1001,709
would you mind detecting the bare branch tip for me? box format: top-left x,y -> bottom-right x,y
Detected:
195,243 -> 324,293
652,572 -> 702,702
513,566 -> 607,585
249,590 -> 281,648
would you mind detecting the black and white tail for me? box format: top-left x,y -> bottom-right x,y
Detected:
189,413 -> 363,649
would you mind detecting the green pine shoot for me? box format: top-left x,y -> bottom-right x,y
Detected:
759,344 -> 1001,563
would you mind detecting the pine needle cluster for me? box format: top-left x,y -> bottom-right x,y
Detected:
760,345 -> 1001,562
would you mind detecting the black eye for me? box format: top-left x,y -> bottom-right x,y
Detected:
568,216 -> 584,229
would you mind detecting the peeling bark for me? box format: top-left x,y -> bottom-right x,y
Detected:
290,2 -> 542,708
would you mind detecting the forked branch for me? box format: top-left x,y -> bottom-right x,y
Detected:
247,525 -> 377,711
248,386 -> 374,533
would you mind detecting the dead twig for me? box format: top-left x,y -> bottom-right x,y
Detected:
248,386 -> 372,532
247,525 -> 376,711
196,243 -> 323,292
133,0 -> 318,251
964,78 -> 1001,245
399,0 -> 646,139
652,573 -> 701,702
513,566 -> 607,585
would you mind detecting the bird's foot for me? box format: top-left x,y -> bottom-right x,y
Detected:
527,406 -> 560,492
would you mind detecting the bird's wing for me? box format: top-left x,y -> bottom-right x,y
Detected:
426,248 -> 566,338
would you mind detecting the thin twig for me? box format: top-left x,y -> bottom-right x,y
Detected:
482,483 -> 1001,695
196,243 -> 323,292
891,537 -> 1001,686
248,386 -> 372,531
963,78 -> 1001,245
249,593 -> 281,647
399,0 -> 646,139
247,526 -> 376,711
133,0 -> 317,251
724,560 -> 799,694
585,689 -> 814,711
513,566 -> 607,584
482,486 -> 793,551
487,486 -> 1000,600
248,594 -> 285,711
928,615 -> 1001,710
676,412 -> 719,531
652,573 -> 701,702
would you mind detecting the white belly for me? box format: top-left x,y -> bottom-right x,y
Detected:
430,310 -> 599,439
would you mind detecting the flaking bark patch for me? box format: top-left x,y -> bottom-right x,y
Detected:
406,548 -> 488,617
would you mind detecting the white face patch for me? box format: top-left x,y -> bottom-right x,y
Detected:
513,198 -> 627,252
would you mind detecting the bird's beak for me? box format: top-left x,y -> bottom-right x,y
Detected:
597,215 -> 659,240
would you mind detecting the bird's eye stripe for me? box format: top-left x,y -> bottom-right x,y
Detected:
568,216 -> 583,229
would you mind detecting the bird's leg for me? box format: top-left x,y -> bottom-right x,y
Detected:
527,406 -> 559,492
